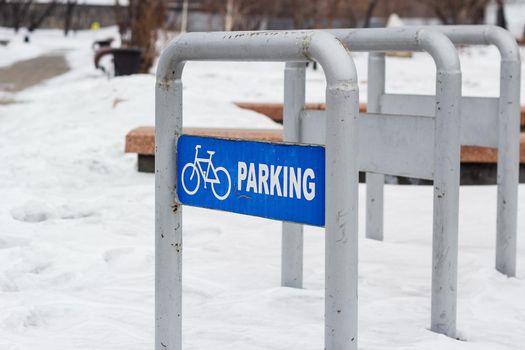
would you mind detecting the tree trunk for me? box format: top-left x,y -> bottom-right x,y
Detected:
12,0 -> 33,33
225,0 -> 234,31
433,5 -> 450,25
28,1 -> 57,32
496,0 -> 507,29
180,0 -> 189,33
363,0 -> 380,28
0,0 -> 7,24
291,0 -> 304,29
64,1 -> 77,36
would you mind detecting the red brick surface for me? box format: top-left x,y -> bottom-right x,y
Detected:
234,102 -> 525,128
125,127 -> 282,156
125,126 -> 525,164
234,102 -> 367,123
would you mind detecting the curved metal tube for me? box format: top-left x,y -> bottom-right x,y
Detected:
425,25 -> 520,62
155,30 -> 360,350
331,27 -> 461,71
281,27 -> 462,338
341,27 -> 462,339
414,25 -> 521,277
356,25 -> 520,277
157,30 -> 357,86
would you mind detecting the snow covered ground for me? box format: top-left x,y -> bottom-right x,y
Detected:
0,27 -> 524,349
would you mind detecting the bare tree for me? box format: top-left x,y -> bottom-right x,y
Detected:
114,0 -> 129,38
495,0 -> 507,29
9,0 -> 32,32
312,0 -> 383,28
253,0 -> 282,30
289,0 -> 312,29
362,0 -> 381,28
324,0 -> 343,28
180,0 -> 189,32
27,0 -> 58,32
225,0 -> 234,31
115,0 -> 167,73
223,0 -> 261,30
64,0 -> 77,36
417,0 -> 490,25
204,0 -> 283,31
0,0 -> 7,23
5,0 -> 58,33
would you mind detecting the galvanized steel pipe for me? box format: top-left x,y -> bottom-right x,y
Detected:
342,28 -> 462,339
156,30 -> 360,350
428,25 -> 520,277
281,62 -> 306,289
282,27 -> 462,338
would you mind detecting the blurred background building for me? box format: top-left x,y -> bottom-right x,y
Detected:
1,0 -> 525,39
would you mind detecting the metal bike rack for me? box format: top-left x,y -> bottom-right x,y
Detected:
156,30 -> 360,350
281,27 -> 462,338
364,25 -> 521,278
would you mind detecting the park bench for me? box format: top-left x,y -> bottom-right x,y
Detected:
94,47 -> 142,76
125,125 -> 525,184
125,127 -> 281,173
235,102 -> 525,129
92,37 -> 114,51
234,102 -> 367,123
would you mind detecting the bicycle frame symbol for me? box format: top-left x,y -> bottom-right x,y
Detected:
181,145 -> 231,200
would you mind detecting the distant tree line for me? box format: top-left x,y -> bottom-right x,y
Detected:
0,0 -> 513,35
0,0 -> 79,35
0,0 -> 514,73
201,0 -> 509,30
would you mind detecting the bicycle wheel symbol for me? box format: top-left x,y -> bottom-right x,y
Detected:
211,167 -> 231,200
181,163 -> 200,195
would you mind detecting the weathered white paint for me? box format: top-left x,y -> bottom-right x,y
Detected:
156,30 -> 360,350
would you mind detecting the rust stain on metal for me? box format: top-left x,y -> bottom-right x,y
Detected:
171,242 -> 181,253
302,35 -> 313,61
158,79 -> 171,91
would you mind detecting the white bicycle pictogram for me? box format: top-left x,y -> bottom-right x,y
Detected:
181,145 -> 231,200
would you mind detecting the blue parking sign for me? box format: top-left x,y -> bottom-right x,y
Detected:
177,135 -> 325,226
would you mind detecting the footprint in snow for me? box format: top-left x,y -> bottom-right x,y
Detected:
10,201 -> 53,223
10,201 -> 96,223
